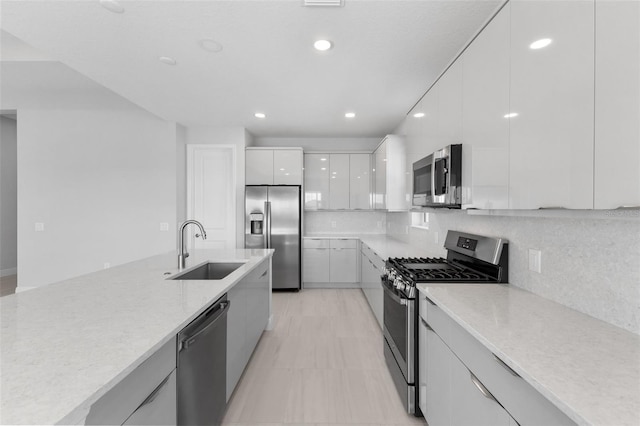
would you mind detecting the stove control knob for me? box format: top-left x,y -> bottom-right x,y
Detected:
395,279 -> 406,292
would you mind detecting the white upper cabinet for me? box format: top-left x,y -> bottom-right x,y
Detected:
349,154 -> 371,210
437,59 -> 463,145
594,0 -> 640,209
373,135 -> 408,211
246,148 -> 303,185
304,154 -> 330,210
273,150 -> 303,185
329,154 -> 350,209
461,2 -> 510,210
246,149 -> 273,185
374,141 -> 387,210
508,0 -> 595,209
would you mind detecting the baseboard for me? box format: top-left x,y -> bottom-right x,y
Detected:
0,267 -> 17,277
15,286 -> 37,293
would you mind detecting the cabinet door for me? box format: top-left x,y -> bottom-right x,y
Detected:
245,261 -> 269,359
437,59 -> 463,145
509,0 -> 595,209
304,154 -> 330,210
349,154 -> 371,209
450,355 -> 512,426
329,154 -> 350,209
274,150 -> 303,185
226,283 -> 247,400
418,317 -> 428,416
303,248 -> 330,282
461,3 -> 510,209
594,0 -> 640,209
425,328 -> 452,426
385,136 -> 408,211
246,149 -> 274,185
374,142 -> 387,210
329,248 -> 357,283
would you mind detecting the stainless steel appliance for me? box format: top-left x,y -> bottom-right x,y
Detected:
245,185 -> 301,290
177,294 -> 230,426
412,144 -> 462,208
382,230 -> 508,415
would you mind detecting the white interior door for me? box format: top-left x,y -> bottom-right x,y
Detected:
187,145 -> 236,250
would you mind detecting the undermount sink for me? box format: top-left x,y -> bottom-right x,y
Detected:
170,262 -> 245,280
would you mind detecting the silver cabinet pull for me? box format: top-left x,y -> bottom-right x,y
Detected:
493,354 -> 520,377
260,270 -> 268,278
136,373 -> 171,409
616,205 -> 640,210
420,316 -> 433,331
470,372 -> 497,402
538,206 -> 568,210
425,297 -> 436,306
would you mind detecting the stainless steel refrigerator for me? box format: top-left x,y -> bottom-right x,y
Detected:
245,186 -> 301,290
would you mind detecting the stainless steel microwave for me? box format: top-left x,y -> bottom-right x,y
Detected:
412,144 -> 462,208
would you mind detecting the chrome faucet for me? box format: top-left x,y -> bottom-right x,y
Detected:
178,220 -> 207,270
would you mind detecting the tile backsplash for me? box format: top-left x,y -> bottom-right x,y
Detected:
304,211 -> 387,235
387,210 -> 640,335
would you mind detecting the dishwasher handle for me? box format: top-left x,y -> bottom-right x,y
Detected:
179,301 -> 230,352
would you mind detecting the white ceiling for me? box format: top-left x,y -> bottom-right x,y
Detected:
0,0 -> 502,138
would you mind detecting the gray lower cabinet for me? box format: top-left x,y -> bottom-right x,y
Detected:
360,243 -> 384,328
419,293 -> 576,426
226,259 -> 270,401
85,337 -> 177,425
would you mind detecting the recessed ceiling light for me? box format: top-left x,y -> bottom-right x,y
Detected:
320,158 -> 327,161
198,38 -> 223,53
254,112 -> 266,119
100,0 -> 124,13
280,168 -> 285,171
159,56 -> 177,65
413,112 -> 425,118
504,112 -> 519,118
529,38 -> 552,50
321,167 -> 326,170
345,112 -> 356,118
314,40 -> 333,51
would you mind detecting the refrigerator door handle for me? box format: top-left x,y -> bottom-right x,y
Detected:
265,201 -> 272,249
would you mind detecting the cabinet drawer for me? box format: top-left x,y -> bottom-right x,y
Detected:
86,337 -> 177,425
361,243 -> 385,270
330,238 -> 358,249
304,238 -> 331,249
448,315 -> 576,426
422,295 -> 451,343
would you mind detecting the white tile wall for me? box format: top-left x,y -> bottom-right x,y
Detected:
387,210 -> 640,335
305,211 -> 387,235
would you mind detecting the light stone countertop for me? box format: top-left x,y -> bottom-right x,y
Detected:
304,234 -> 430,260
0,248 -> 274,426
417,283 -> 640,426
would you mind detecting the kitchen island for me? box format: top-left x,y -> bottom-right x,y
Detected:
0,248 -> 273,425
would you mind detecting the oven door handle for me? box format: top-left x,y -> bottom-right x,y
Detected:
383,282 -> 407,306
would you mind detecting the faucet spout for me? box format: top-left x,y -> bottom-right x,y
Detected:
178,220 -> 207,270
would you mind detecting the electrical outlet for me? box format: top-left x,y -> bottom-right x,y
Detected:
331,221 -> 337,228
103,262 -> 111,269
160,222 -> 169,231
35,222 -> 44,232
528,249 -> 542,273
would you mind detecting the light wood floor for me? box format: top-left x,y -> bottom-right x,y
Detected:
222,289 -> 426,426
0,274 -> 17,297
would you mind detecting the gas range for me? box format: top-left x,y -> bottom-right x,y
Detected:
382,231 -> 508,415
383,232 -> 509,299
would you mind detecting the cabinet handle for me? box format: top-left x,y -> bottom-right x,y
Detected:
136,373 -> 172,409
616,205 -> 640,210
470,372 -> 498,403
420,316 -> 433,331
537,206 -> 567,210
425,297 -> 436,306
493,354 -> 520,378
260,270 -> 268,278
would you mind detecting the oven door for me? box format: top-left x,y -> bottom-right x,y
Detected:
382,279 -> 415,383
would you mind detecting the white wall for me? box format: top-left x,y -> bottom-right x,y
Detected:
182,126 -> 250,247
17,109 -> 177,288
254,136 -> 381,152
0,116 -> 18,276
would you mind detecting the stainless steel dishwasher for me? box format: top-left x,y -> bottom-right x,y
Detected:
177,294 -> 230,426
